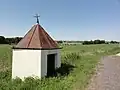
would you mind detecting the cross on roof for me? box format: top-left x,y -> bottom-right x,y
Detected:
34,14 -> 40,24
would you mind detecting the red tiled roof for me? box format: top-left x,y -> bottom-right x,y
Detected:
15,24 -> 59,49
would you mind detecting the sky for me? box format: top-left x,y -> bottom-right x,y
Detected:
0,0 -> 120,41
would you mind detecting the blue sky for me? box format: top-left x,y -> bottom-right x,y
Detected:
0,0 -> 120,41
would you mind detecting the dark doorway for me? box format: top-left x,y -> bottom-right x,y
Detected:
47,54 -> 55,76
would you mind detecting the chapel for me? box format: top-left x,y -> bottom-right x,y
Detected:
12,15 -> 61,79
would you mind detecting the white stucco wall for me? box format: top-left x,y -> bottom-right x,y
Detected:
12,49 -> 61,80
41,49 -> 61,77
12,49 -> 41,80
56,50 -> 61,68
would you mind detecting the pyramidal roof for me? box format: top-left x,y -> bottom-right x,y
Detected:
14,24 -> 60,50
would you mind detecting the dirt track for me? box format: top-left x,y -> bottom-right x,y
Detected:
87,56 -> 120,90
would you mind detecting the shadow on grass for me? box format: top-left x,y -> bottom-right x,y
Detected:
46,63 -> 75,78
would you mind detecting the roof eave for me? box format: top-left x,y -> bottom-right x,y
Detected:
12,46 -> 62,50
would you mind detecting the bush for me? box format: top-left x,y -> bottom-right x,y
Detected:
62,52 -> 81,65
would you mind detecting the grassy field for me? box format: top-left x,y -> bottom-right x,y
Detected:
0,44 -> 120,90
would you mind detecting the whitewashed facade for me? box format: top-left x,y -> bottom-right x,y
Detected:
12,49 -> 61,80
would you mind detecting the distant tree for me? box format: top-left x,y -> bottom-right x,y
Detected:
5,37 -> 23,45
82,41 -> 89,45
0,36 -> 6,44
14,37 -> 22,44
110,41 -> 119,44
94,40 -> 100,44
5,38 -> 11,44
100,40 -> 105,44
89,40 -> 94,44
57,40 -> 63,44
6,38 -> 15,44
82,39 -> 106,45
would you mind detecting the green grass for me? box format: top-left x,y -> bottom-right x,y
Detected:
0,44 -> 120,90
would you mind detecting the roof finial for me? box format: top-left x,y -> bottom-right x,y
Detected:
34,14 -> 40,24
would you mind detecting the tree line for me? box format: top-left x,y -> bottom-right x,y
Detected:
83,40 -> 119,45
57,40 -> 120,45
0,36 -> 119,45
0,36 -> 22,44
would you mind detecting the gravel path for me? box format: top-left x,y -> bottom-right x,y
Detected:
87,56 -> 120,90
